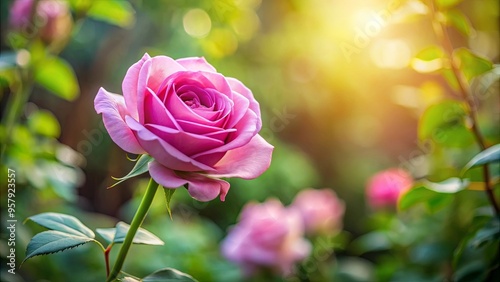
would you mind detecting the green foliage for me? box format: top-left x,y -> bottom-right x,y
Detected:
436,0 -> 464,9
163,188 -> 176,219
418,100 -> 475,148
87,0 -> 135,28
399,185 -> 454,212
110,154 -> 154,188
26,212 -> 95,238
444,10 -> 472,36
453,48 -> 494,82
24,231 -> 95,263
34,56 -> 80,101
27,110 -> 61,138
142,268 -> 199,282
462,144 -> 500,174
96,222 -> 164,245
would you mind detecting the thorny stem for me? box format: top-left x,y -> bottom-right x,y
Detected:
428,0 -> 499,216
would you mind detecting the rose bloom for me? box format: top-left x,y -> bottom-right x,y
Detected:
290,188 -> 345,235
366,168 -> 413,209
9,0 -> 72,43
95,54 -> 273,201
221,199 -> 311,276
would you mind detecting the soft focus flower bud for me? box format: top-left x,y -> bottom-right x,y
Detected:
290,188 -> 345,235
221,199 -> 311,276
366,168 -> 413,209
9,0 -> 72,44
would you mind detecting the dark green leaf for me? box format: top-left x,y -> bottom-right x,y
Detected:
110,154 -> 154,188
453,48 -> 493,82
436,0 -> 463,9
27,212 -> 95,238
163,187 -> 176,219
142,268 -> 198,282
34,56 -> 79,101
23,230 -> 94,263
462,144 -> 500,174
87,0 -> 135,28
96,222 -> 164,245
445,9 -> 472,36
27,110 -> 61,138
470,216 -> 500,248
350,231 -> 392,255
418,100 -> 475,148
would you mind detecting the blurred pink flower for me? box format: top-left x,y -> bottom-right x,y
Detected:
366,168 -> 413,209
9,0 -> 72,43
221,199 -> 311,276
95,54 -> 273,201
290,188 -> 345,235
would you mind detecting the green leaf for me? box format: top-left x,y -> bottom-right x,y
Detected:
411,46 -> 444,73
399,185 -> 453,212
453,48 -> 493,82
163,187 -> 176,220
96,222 -> 164,245
418,100 -> 475,148
142,268 -> 198,282
27,110 -> 61,138
23,230 -> 94,263
87,0 -> 135,28
34,56 -> 79,101
462,144 -> 500,174
26,212 -> 95,238
350,231 -> 392,255
445,9 -> 472,36
470,216 -> 500,248
423,177 -> 470,193
110,154 -> 153,188
436,0 -> 463,9
415,46 -> 445,61
442,68 -> 460,90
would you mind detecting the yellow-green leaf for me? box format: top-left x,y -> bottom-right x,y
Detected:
34,57 -> 79,101
87,0 -> 135,28
453,48 -> 493,82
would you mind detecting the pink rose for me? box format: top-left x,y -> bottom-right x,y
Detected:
9,0 -> 72,43
95,54 -> 273,201
290,188 -> 345,235
366,168 -> 413,209
221,199 -> 311,276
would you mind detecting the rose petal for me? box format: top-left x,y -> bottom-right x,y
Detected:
122,53 -> 150,119
227,77 -> 261,118
144,87 -> 180,130
146,124 -> 224,156
208,134 -> 273,179
192,109 -> 260,158
149,161 -> 229,201
94,88 -> 145,154
126,116 -> 213,172
137,56 -> 185,123
176,57 -> 217,73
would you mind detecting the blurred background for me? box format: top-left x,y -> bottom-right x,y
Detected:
0,0 -> 498,281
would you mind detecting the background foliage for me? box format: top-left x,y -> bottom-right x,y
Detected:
0,0 -> 498,281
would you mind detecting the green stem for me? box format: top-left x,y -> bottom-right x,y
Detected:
106,178 -> 159,282
428,0 -> 500,216
1,70 -> 33,161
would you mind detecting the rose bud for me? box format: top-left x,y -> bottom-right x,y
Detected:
366,168 -> 413,209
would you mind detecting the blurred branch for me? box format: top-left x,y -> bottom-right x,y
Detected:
427,0 -> 499,216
